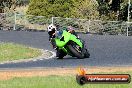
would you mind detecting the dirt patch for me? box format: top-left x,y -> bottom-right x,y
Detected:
0,66 -> 132,80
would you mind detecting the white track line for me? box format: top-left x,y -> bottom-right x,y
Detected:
45,50 -> 56,59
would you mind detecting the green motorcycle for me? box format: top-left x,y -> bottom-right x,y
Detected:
54,30 -> 90,59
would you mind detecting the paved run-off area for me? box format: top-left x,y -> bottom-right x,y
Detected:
0,30 -> 132,68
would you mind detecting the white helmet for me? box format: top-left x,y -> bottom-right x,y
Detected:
47,24 -> 56,32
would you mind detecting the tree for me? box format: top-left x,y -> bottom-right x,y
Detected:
96,0 -> 124,21
72,0 -> 99,19
27,0 -> 74,18
0,0 -> 29,13
130,6 -> 132,19
110,0 -> 122,12
27,0 -> 99,19
0,0 -> 12,13
98,1 -> 109,15
119,0 -> 132,21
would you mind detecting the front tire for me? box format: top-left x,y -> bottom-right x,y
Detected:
56,49 -> 66,59
67,44 -> 84,59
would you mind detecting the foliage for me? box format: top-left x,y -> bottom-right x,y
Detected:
1,0 -> 131,21
119,0 -> 132,21
71,0 -> 99,19
27,0 -> 99,19
0,0 -> 29,13
27,0 -> 74,18
97,0 -> 132,21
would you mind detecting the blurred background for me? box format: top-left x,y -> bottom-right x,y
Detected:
0,0 -> 132,36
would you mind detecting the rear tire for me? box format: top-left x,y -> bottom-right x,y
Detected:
84,49 -> 90,58
67,44 -> 84,59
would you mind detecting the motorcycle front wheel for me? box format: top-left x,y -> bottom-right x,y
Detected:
67,43 -> 84,59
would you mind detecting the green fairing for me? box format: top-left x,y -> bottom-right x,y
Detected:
55,30 -> 83,53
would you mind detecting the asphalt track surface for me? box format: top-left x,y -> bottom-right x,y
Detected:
0,30 -> 132,68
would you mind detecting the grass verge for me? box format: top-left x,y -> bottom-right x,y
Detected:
0,43 -> 42,62
0,72 -> 131,88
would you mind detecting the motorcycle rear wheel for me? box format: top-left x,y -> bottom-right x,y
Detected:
84,49 -> 90,58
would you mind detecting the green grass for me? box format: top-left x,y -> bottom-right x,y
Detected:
0,43 -> 42,62
0,72 -> 131,88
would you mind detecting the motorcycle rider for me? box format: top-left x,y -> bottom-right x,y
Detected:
47,24 -> 57,49
47,24 -> 79,49
67,26 -> 79,38
47,24 -> 84,58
